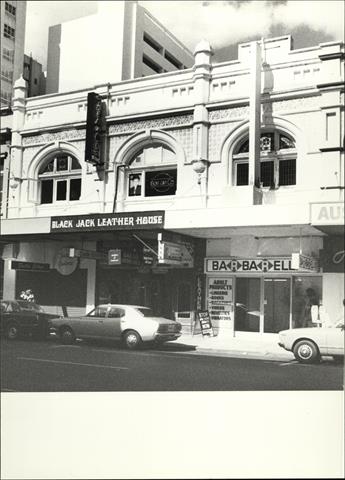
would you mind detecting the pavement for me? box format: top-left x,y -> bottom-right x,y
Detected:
174,330 -> 295,361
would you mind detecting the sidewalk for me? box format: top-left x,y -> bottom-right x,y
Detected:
174,331 -> 295,361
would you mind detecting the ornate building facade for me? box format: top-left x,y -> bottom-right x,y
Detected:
1,35 -> 344,338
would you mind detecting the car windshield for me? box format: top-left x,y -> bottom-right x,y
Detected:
16,301 -> 44,312
135,307 -> 156,317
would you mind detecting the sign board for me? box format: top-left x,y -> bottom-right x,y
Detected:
11,261 -> 50,272
319,236 -> 344,273
291,253 -> 319,272
50,211 -> 164,233
157,232 -> 194,267
69,248 -> 107,261
55,248 -> 78,276
85,92 -> 103,166
205,256 -> 318,273
207,277 -> 233,327
196,310 -> 214,336
310,202 -> 344,225
108,249 -> 121,265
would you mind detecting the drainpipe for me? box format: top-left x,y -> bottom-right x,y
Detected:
113,164 -> 127,213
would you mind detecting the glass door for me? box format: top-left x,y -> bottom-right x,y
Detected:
235,277 -> 261,332
264,278 -> 290,333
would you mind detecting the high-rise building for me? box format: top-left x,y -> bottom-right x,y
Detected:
1,0 -> 27,107
23,54 -> 46,97
46,0 -> 194,94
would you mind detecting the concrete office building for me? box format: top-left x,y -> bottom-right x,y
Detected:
1,0 -> 27,107
23,55 -> 46,98
46,0 -> 194,94
1,35 -> 344,342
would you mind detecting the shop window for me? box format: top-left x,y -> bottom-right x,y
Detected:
232,130 -> 296,188
127,144 -> 177,198
38,154 -> 82,204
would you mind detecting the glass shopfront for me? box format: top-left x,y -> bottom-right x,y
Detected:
207,273 -> 323,334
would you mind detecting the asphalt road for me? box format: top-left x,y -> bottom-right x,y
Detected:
1,337 -> 343,391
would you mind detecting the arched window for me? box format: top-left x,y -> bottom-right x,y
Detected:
38,153 -> 82,204
232,130 -> 296,188
127,143 -> 177,198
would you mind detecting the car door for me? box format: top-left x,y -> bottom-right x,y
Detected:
75,306 -> 109,338
324,325 -> 344,356
106,307 -> 125,339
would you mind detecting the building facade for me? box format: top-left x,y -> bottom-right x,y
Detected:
1,35 -> 344,339
46,0 -> 194,94
23,54 -> 46,98
1,0 -> 27,107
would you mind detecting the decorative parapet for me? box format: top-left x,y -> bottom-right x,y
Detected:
108,114 -> 194,135
22,128 -> 86,146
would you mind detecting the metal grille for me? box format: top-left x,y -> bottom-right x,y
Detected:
236,163 -> 248,185
260,161 -> 274,187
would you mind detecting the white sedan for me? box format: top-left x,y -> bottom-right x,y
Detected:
278,323 -> 344,364
49,304 -> 182,349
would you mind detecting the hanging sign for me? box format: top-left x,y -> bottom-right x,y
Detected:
157,232 -> 194,267
85,92 -> 104,166
205,257 -> 310,273
196,310 -> 214,336
69,248 -> 107,261
310,202 -> 344,225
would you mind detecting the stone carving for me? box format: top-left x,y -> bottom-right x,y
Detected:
209,107 -> 249,121
22,129 -> 86,146
108,114 -> 194,134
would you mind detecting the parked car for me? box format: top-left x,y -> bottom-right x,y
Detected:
278,323 -> 344,364
0,299 -> 59,340
49,304 -> 182,349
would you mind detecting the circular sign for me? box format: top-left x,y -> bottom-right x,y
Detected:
55,248 -> 78,276
150,172 -> 175,193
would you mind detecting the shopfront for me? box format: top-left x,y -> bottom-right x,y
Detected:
204,255 -> 322,336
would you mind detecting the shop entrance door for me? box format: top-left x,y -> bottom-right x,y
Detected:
235,277 -> 261,332
264,278 -> 290,333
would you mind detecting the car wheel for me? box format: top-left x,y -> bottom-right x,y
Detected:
60,327 -> 76,345
123,330 -> 142,350
6,323 -> 20,340
293,340 -> 320,364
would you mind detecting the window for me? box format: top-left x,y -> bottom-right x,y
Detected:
143,33 -> 162,54
4,24 -> 15,40
142,55 -> 162,74
38,154 -> 82,204
5,2 -> 16,16
2,48 -> 14,63
164,51 -> 182,69
232,130 -> 296,188
1,69 -> 13,82
127,144 -> 177,198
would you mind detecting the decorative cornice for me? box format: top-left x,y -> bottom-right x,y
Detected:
317,81 -> 345,90
22,129 -> 86,146
319,52 -> 345,61
319,147 -> 344,153
108,114 -> 194,134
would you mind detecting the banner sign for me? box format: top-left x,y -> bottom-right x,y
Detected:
50,211 -> 165,233
196,310 -> 214,336
205,257 -> 297,273
291,253 -> 319,272
85,92 -> 103,166
157,232 -> 194,267
11,261 -> 50,271
310,202 -> 344,225
207,277 -> 233,326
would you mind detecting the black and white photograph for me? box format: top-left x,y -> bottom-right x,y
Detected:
0,0 -> 344,478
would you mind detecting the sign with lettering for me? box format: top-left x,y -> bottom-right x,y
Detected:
85,92 -> 104,166
310,202 -> 344,225
157,232 -> 194,267
196,310 -> 214,336
320,236 -> 344,273
108,249 -> 121,265
205,257 -> 296,273
69,248 -> 107,261
207,277 -> 233,327
50,211 -> 165,232
11,261 -> 50,272
291,253 -> 319,272
55,248 -> 78,275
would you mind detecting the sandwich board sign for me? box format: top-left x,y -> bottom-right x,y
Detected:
196,310 -> 214,337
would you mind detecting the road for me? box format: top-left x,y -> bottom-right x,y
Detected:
1,337 -> 343,391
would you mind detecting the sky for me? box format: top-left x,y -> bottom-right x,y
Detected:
25,0 -> 345,69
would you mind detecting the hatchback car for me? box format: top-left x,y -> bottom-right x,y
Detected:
49,304 -> 182,349
278,323 -> 344,364
0,299 -> 59,340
